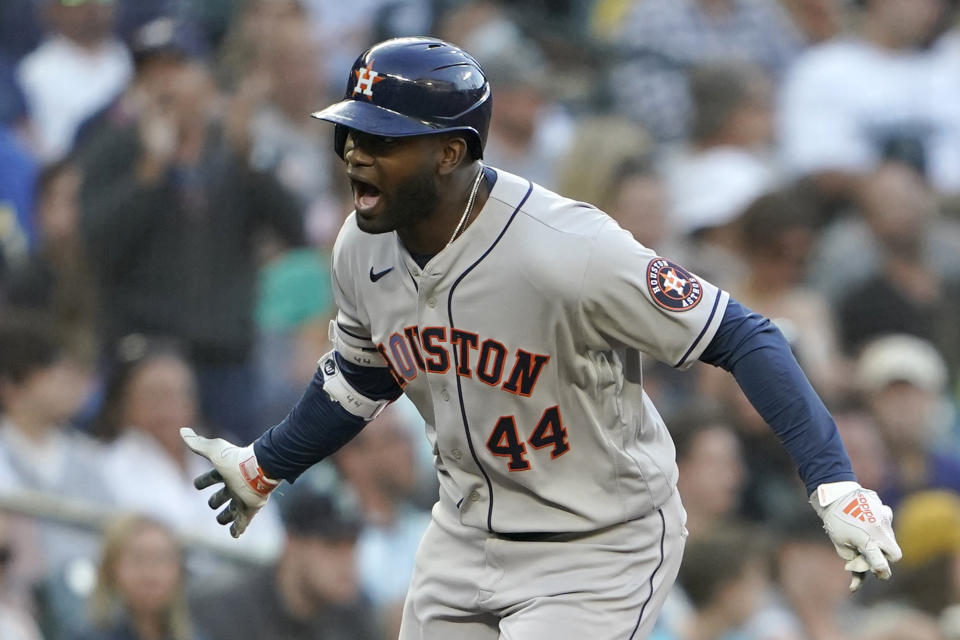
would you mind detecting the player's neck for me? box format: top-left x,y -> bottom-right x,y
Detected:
397,164 -> 490,255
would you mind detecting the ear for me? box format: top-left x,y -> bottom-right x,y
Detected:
436,136 -> 469,176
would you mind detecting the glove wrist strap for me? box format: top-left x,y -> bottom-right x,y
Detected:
239,452 -> 279,497
813,480 -> 862,509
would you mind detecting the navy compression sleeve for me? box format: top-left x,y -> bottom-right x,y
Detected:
699,299 -> 856,494
253,354 -> 402,482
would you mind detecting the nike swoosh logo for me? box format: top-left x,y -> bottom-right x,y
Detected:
369,267 -> 393,282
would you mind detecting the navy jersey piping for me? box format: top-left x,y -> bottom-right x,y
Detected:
447,180 -> 534,534
337,321 -> 371,342
628,508 -> 666,639
673,290 -> 723,368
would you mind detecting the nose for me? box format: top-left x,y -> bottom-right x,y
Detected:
343,131 -> 373,167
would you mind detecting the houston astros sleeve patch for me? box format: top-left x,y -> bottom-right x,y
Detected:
646,258 -> 703,312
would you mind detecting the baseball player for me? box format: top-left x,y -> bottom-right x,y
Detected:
182,37 -> 901,639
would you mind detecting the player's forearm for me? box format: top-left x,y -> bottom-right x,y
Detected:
253,370 -> 367,481
253,353 -> 402,481
699,299 -> 856,494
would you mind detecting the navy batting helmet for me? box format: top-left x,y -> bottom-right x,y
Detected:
311,37 -> 492,159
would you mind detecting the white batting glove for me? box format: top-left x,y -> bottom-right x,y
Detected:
180,427 -> 279,538
811,481 -> 903,592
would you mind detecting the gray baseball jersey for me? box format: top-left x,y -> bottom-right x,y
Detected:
331,167 -> 729,535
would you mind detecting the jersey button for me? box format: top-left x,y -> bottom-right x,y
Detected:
426,297 -> 436,308
451,448 -> 463,460
440,388 -> 450,401
469,490 -> 481,502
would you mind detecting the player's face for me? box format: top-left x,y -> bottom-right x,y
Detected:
343,130 -> 441,234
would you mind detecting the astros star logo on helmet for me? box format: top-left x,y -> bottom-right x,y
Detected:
353,60 -> 385,99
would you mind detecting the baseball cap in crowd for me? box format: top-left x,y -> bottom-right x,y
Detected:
895,490 -> 960,568
666,147 -> 775,235
128,17 -> 205,68
855,334 -> 947,395
279,486 -> 364,541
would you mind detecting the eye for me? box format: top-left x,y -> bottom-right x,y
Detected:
346,131 -> 401,156
366,135 -> 400,154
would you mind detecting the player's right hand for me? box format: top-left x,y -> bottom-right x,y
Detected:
810,481 -> 902,592
180,427 -> 279,538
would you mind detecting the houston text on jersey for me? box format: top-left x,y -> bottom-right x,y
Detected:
376,325 -> 550,396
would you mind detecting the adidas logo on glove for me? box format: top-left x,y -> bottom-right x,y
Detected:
842,494 -> 877,523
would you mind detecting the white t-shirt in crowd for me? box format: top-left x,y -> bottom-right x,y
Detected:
17,35 -> 132,162
779,35 -> 960,194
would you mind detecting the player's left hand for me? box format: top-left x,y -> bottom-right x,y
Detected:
810,481 -> 902,592
181,427 -> 279,538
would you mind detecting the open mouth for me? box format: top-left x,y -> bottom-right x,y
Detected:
351,177 -> 382,212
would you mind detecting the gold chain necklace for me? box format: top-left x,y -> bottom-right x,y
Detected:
446,163 -> 485,248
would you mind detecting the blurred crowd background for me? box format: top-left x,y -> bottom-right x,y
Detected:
1,0 -> 960,639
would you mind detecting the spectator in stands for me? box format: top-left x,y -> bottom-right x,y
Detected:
697,367 -> 807,525
215,0 -> 306,91
669,405 -> 746,540
601,154 -> 669,252
109,0 -> 214,52
193,487 -> 381,640
604,0 -> 801,143
0,312 -> 104,573
830,163 -> 960,378
662,62 -> 778,290
733,189 -> 842,394
72,16 -> 198,156
890,490 -> 960,619
333,404 -> 432,637
779,0 -> 960,198
745,511 -> 861,640
78,59 -> 305,442
659,525 -> 771,640
811,161 -> 960,303
239,19 -> 345,247
778,0 -> 847,44
856,334 -> 960,508
555,116 -> 652,212
97,336 -> 283,558
832,403 -> 891,493
474,48 -> 574,191
4,160 -> 98,366
855,604 -> 947,640
0,513 -> 43,640
435,0 -> 527,68
16,0 -> 132,162
72,515 -> 203,640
